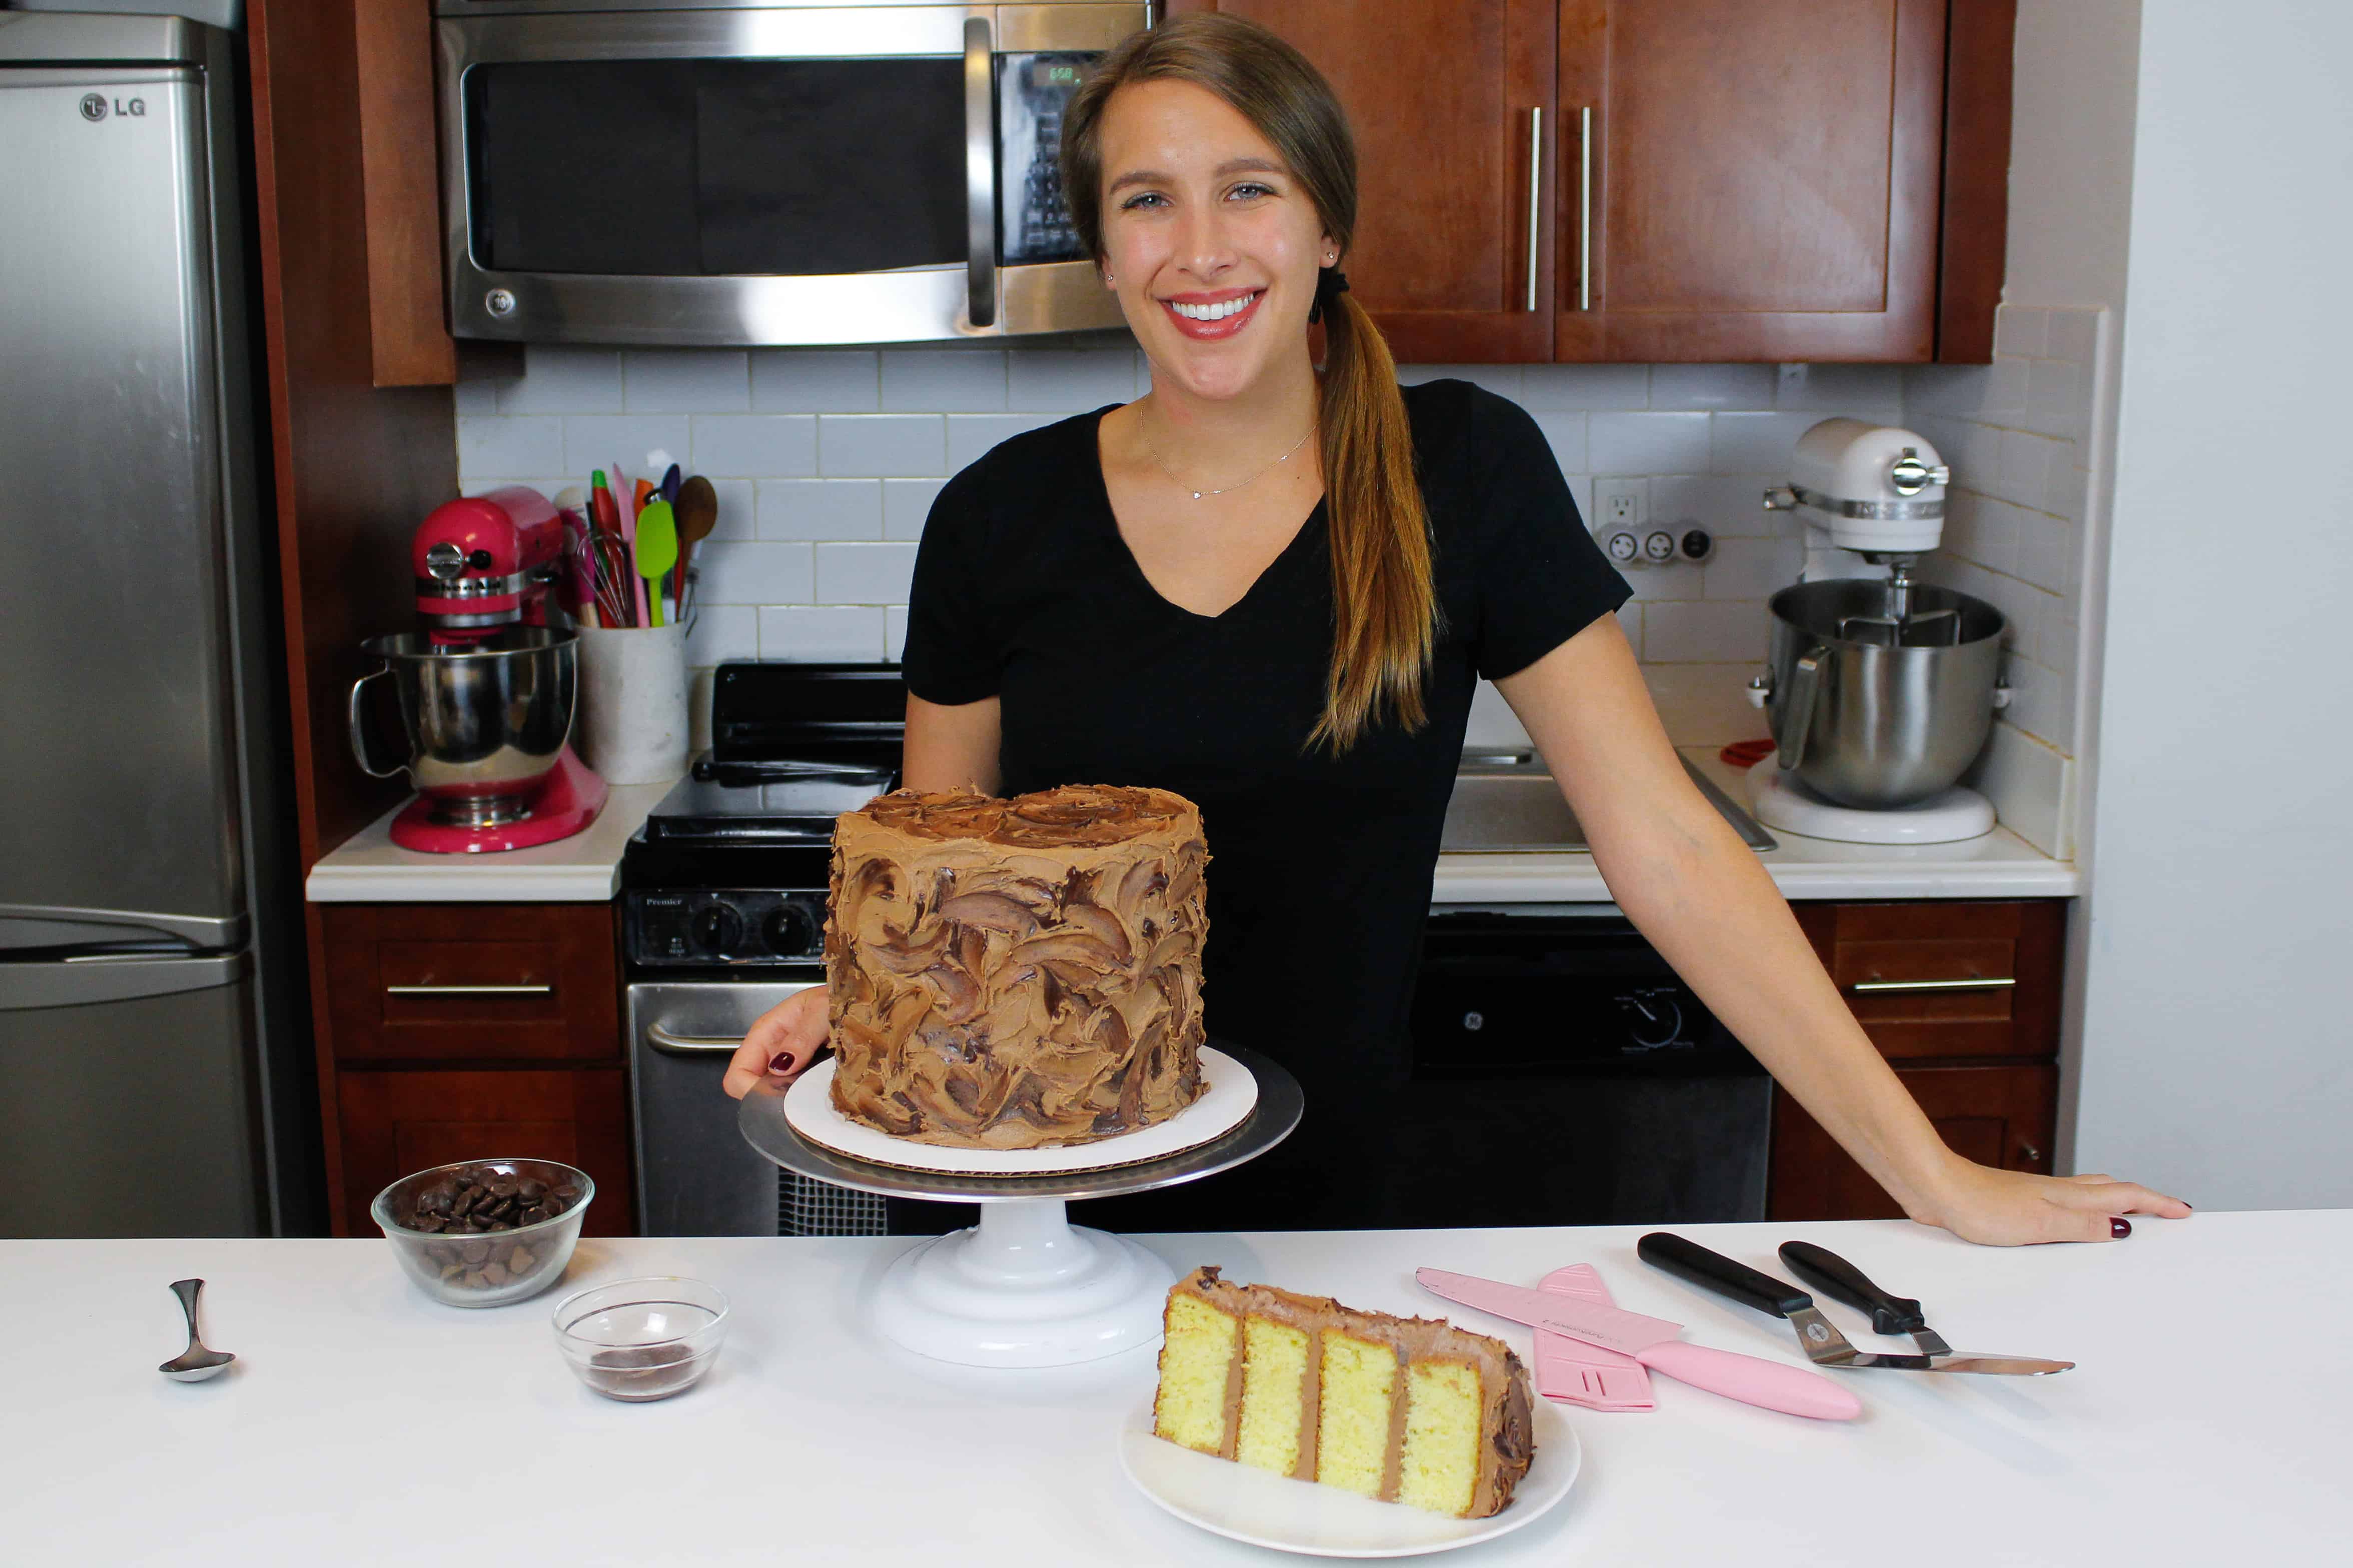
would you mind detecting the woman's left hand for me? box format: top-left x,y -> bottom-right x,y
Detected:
1908,1158 -> 2192,1245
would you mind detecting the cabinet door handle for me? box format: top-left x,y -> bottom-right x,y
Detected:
1524,107 -> 1543,312
1575,105 -> 1593,312
2018,1141 -> 2044,1165
647,1022 -> 745,1055
385,983 -> 553,997
1849,976 -> 2017,994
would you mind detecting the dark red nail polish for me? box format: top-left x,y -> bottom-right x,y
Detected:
2182,1201 -> 2193,1210
2110,1217 -> 2132,1239
769,1052 -> 797,1075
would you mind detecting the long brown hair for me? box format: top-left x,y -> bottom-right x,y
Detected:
1061,14 -> 1437,753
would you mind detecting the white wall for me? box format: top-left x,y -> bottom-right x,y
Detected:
2074,1 -> 2353,1206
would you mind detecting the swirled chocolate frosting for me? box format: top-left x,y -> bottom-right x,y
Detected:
827,784 -> 1209,1149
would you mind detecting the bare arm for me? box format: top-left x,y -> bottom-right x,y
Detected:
722,692 -> 1005,1098
1496,616 -> 2188,1244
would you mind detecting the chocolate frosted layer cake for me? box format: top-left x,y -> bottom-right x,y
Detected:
826,783 -> 1209,1149
1154,1267 -> 1535,1519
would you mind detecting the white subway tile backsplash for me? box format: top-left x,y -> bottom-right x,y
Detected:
819,414 -> 946,477
453,378 -> 498,415
1007,349 -> 1138,410
1651,474 -> 1793,539
887,605 -> 910,662
881,350 -> 1008,412
756,479 -> 883,541
690,414 -> 817,479
1616,601 -> 1643,654
1998,653 -> 2073,751
1702,536 -> 1802,601
1530,412 -> 1588,474
2026,358 -> 2083,441
563,415 -> 693,480
1650,363 -> 1776,410
815,541 -> 919,603
1590,411 -> 1711,474
1965,723 -> 2067,857
1773,362 -> 1905,414
498,347 -> 625,414
1642,600 -> 1766,663
1641,664 -> 1771,747
752,349 -> 880,413
691,542 -> 814,605
1708,411 -> 1819,475
1996,428 -> 2064,509
2046,308 -> 2098,367
1520,364 -> 1648,409
457,416 -> 565,478
626,350 -> 749,413
883,477 -> 947,541
2015,513 -> 2076,595
1992,306 -> 2048,360
1901,363 -> 1990,418
758,606 -> 888,661
684,605 -> 758,667
1620,559 -> 1704,603
1981,357 -> 2030,419
704,478 -> 756,541
947,412 -> 1066,471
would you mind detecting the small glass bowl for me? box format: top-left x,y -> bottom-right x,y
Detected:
551,1277 -> 729,1402
371,1158 -> 593,1309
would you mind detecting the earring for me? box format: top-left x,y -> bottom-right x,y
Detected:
1105,273 -> 1116,285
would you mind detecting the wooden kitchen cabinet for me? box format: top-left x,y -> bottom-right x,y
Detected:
334,1067 -> 634,1238
310,901 -> 635,1236
1770,1062 -> 2058,1222
1770,899 -> 2065,1220
1172,1 -> 1559,362
1178,0 -> 2010,363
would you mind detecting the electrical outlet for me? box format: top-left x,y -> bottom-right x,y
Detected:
1604,492 -> 1641,528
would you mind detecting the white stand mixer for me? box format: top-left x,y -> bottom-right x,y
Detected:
1745,420 -> 2010,845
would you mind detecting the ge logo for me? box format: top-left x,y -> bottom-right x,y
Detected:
81,94 -> 107,122
1804,1322 -> 1832,1343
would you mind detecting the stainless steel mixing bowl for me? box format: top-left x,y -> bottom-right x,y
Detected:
348,627 -> 579,826
1754,581 -> 2008,809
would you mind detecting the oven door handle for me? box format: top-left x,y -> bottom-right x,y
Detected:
963,16 -> 998,329
644,982 -> 825,1055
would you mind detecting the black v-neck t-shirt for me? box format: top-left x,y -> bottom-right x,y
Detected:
901,379 -> 1631,1229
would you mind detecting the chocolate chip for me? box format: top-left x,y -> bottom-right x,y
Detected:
460,1240 -> 490,1263
486,1175 -> 518,1199
506,1246 -> 533,1273
517,1179 -> 546,1203
483,1262 -> 510,1286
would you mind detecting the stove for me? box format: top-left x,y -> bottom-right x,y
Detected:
621,662 -> 906,1238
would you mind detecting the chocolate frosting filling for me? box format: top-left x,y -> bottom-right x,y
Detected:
827,784 -> 1209,1150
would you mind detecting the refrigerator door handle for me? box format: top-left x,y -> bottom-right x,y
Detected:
0,950 -> 251,1012
0,904 -> 246,952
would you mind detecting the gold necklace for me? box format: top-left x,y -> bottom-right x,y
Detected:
1153,426 -> 1313,501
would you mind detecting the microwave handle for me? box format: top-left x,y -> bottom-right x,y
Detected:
964,17 -> 998,329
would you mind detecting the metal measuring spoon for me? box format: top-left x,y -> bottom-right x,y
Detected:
160,1278 -> 236,1381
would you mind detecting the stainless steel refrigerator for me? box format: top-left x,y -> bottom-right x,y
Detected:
0,12 -> 314,1236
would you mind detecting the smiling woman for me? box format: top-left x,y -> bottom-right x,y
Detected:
723,16 -> 2189,1248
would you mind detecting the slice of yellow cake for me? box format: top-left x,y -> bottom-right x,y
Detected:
1151,1266 -> 1535,1518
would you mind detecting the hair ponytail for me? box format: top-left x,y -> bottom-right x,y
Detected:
1063,14 -> 1438,753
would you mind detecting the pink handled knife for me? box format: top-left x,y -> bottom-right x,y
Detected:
1416,1267 -> 1862,1421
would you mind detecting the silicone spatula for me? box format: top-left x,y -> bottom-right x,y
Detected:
1415,1267 -> 1861,1420
634,499 -> 678,629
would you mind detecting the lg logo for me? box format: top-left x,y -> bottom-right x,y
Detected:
79,94 -> 147,123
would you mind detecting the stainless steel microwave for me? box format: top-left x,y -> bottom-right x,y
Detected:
433,2 -> 1147,346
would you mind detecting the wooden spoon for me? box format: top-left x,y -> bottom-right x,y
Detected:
672,475 -> 719,620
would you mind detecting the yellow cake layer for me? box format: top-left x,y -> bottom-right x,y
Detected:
1395,1359 -> 1481,1516
1154,1293 -> 1238,1454
1316,1331 -> 1396,1498
1235,1314 -> 1310,1476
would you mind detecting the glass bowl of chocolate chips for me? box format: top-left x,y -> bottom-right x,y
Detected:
370,1158 -> 594,1308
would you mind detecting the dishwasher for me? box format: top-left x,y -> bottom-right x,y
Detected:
1386,905 -> 1773,1230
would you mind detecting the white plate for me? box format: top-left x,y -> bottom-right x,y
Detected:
782,1045 -> 1257,1176
1117,1396 -> 1581,1559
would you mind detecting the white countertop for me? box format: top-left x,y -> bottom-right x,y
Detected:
1,1211 -> 2328,1565
303,779 -> 676,903
1432,750 -> 2078,903
303,755 -> 2075,906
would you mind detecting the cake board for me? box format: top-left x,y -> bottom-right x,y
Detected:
738,1041 -> 1303,1369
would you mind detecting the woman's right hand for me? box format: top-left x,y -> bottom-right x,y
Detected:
721,983 -> 831,1099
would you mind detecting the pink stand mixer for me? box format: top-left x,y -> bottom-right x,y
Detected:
348,487 -> 608,853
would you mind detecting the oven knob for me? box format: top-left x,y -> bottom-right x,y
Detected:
692,904 -> 742,956
764,904 -> 820,957
1622,993 -> 1683,1048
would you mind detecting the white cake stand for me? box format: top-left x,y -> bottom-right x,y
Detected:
737,1042 -> 1302,1370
